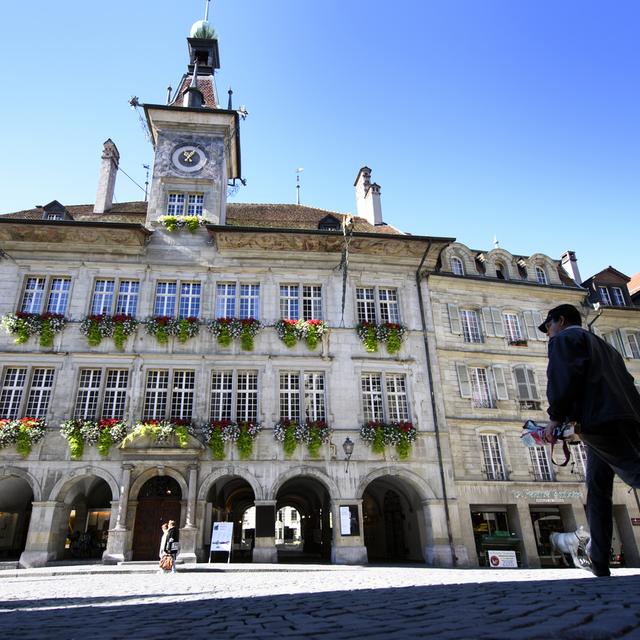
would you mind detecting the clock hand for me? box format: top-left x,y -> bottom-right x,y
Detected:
183,150 -> 196,162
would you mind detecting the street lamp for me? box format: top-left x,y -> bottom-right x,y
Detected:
343,437 -> 354,473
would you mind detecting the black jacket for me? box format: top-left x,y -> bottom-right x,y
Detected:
164,526 -> 179,554
546,326 -> 640,432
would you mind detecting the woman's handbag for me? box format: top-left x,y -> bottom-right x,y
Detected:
159,553 -> 173,571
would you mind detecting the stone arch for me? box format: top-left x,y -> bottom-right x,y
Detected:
0,466 -> 42,502
129,466 -> 188,501
48,466 -> 120,503
441,242 -> 475,276
268,465 -> 341,501
485,248 -> 518,280
526,253 -> 560,285
198,465 -> 264,502
356,466 -> 438,501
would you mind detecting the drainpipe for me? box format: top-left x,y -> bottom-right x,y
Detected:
416,242 -> 457,566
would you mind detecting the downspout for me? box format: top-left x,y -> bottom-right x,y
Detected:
416,242 -> 457,566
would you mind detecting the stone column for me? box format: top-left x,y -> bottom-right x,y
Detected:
510,501 -> 540,568
103,464 -> 133,564
178,465 -> 198,564
19,501 -> 66,568
331,500 -> 368,564
253,500 -> 277,563
421,499 -> 457,567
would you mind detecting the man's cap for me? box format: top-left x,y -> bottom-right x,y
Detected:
538,303 -> 582,333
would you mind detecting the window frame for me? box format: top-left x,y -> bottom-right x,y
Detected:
215,281 -> 261,319
534,266 -> 548,285
479,433 -> 508,481
451,256 -> 465,276
19,275 -> 72,315
209,369 -> 259,423
166,190 -> 205,216
278,369 -> 327,423
360,371 -> 410,423
142,368 -> 196,422
89,277 -> 141,316
152,279 -> 202,318
355,286 -> 400,324
278,283 -> 324,321
0,366 -> 56,420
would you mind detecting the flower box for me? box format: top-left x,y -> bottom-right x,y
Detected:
1,312 -> 67,347
60,418 -> 128,459
207,317 -> 262,350
356,322 -> 406,355
0,417 -> 46,458
360,420 -> 416,459
275,319 -> 327,349
273,419 -> 332,458
80,314 -> 138,350
204,419 -> 262,460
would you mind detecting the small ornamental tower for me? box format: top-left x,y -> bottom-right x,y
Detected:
144,15 -> 241,226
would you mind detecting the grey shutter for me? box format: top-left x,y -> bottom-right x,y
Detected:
523,311 -> 537,340
448,303 -> 461,335
482,307 -> 495,336
456,364 -> 471,398
492,308 -> 505,337
492,366 -> 509,400
526,367 -> 540,400
532,310 -> 546,340
513,366 -> 529,400
618,330 -> 633,358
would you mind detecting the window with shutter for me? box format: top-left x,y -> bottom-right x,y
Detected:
492,308 -> 505,337
482,307 -> 496,337
456,364 -> 471,398
448,303 -> 461,334
492,366 -> 509,400
617,330 -> 634,358
460,310 -> 483,343
513,366 -> 540,409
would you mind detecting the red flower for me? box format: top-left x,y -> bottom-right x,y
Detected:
113,314 -> 133,323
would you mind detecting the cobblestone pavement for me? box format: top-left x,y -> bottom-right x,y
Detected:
1,564 -> 640,639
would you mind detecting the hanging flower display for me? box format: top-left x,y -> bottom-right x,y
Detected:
203,419 -> 262,460
377,322 -> 407,355
300,319 -> 328,350
59,418 -> 128,459
0,417 -> 46,458
207,317 -> 241,347
174,317 -> 200,343
158,215 -> 210,233
274,319 -> 303,347
306,420 -> 333,459
122,419 -> 192,448
238,319 -> 262,351
273,419 -> 306,457
1,312 -> 67,347
360,420 -> 416,459
80,314 -> 138,350
356,321 -> 380,353
206,317 -> 262,350
356,321 -> 407,355
144,316 -> 199,344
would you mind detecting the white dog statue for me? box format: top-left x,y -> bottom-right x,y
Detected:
549,525 -> 590,567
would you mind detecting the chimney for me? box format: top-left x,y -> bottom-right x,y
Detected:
94,139 -> 120,213
354,166 -> 383,226
561,250 -> 582,285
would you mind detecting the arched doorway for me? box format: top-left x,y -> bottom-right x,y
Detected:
363,477 -> 424,563
132,477 -> 181,560
50,475 -> 114,561
276,476 -> 331,563
204,476 -> 255,562
0,476 -> 33,560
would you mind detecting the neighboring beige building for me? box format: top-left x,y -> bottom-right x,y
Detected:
1,17 -> 639,571
428,246 -> 640,568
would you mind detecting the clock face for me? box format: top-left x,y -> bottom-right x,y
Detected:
171,145 -> 207,173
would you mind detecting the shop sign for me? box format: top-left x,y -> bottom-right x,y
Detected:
512,489 -> 582,503
631,518 -> 640,526
487,550 -> 518,568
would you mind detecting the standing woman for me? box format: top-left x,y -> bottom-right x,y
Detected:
159,522 -> 169,561
164,519 -> 179,573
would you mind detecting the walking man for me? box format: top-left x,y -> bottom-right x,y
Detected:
539,304 -> 640,576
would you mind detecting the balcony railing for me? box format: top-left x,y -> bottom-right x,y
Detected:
519,400 -> 541,411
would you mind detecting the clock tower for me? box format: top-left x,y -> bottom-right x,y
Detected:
144,18 -> 241,227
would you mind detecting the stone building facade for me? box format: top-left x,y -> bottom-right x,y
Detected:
1,18 -> 639,570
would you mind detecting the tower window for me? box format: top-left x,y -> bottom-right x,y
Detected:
167,192 -> 204,216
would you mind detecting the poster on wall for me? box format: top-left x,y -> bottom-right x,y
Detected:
209,521 -> 234,563
487,550 -> 518,568
339,506 -> 360,536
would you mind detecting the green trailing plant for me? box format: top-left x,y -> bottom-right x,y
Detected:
302,319 -> 327,350
208,427 -> 225,460
122,420 -> 191,448
275,319 -> 301,348
360,420 -> 417,458
176,317 -> 200,344
158,215 -> 210,233
236,428 -> 253,460
0,417 -> 47,458
1,312 -> 67,347
356,322 -> 379,353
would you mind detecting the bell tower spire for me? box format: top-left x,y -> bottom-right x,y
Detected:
143,7 -> 242,227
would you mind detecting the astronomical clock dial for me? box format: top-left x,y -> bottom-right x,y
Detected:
171,145 -> 207,173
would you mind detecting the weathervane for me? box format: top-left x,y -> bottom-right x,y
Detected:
296,168 -> 304,205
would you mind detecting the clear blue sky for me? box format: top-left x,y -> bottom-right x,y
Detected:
0,1 -> 638,281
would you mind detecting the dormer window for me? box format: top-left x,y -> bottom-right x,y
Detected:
495,262 -> 506,280
535,266 -> 548,285
598,286 -> 612,305
318,215 -> 341,231
45,212 -> 63,221
611,286 -> 626,306
451,257 -> 465,276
